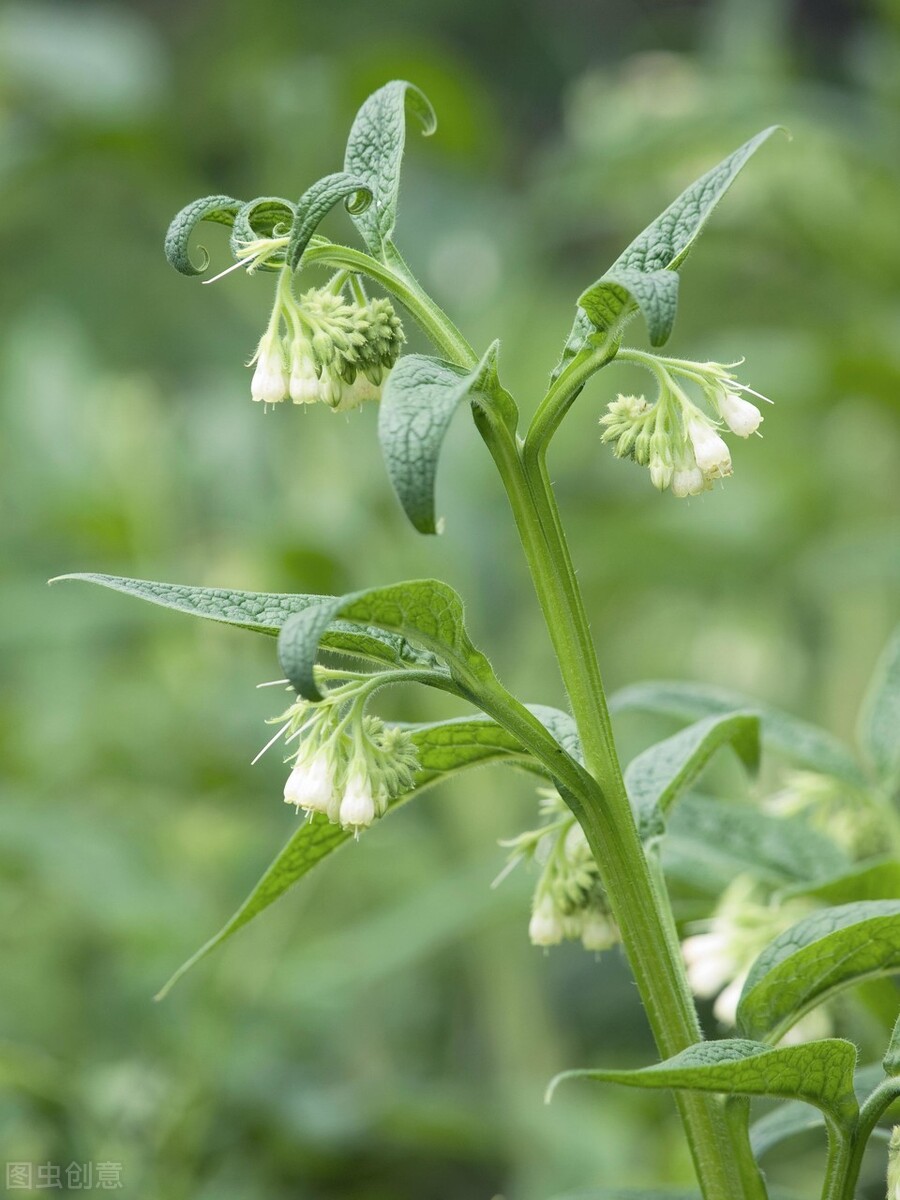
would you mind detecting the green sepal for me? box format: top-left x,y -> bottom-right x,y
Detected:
378,343 -> 517,535
164,194 -> 243,276
343,80 -> 437,258
286,172 -> 373,271
548,1037 -> 859,1130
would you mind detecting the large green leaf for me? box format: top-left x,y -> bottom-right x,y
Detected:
50,573 -> 436,671
343,80 -> 436,258
156,715 -> 537,997
378,345 -> 516,535
548,1038 -> 859,1128
286,172 -> 373,270
749,1063 -> 889,1157
164,194 -> 242,276
737,901 -> 900,1042
784,859 -> 900,906
858,625 -> 900,785
553,127 -> 779,372
663,794 -> 847,894
611,680 -> 864,786
624,712 -> 759,840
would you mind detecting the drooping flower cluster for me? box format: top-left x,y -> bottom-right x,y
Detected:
765,770 -> 883,860
599,352 -> 770,497
248,266 -> 404,412
501,788 -> 619,953
681,874 -> 829,1041
257,673 -> 419,835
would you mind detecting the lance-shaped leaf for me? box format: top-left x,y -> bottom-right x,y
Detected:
286,172 -> 373,271
548,1038 -> 859,1129
164,194 -> 243,276
156,714 -> 537,997
611,680 -> 864,786
784,859 -> 900,907
858,625 -> 900,785
343,80 -> 436,258
378,344 -> 516,535
229,195 -> 295,262
51,573 -> 437,671
663,794 -> 847,893
750,1063 -> 889,1157
737,901 -> 900,1043
624,712 -> 759,840
553,126 -> 779,375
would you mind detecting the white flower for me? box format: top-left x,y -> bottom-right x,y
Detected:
250,332 -> 288,405
711,972 -> 747,1025
339,769 -> 376,831
687,418 -> 732,476
671,448 -> 705,498
288,341 -> 320,404
528,895 -> 564,947
317,369 -> 344,409
649,453 -> 673,491
283,751 -> 335,815
682,932 -> 736,997
581,910 -> 618,953
718,391 -> 762,437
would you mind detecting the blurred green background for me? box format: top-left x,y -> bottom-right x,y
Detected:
2,0 -> 899,1196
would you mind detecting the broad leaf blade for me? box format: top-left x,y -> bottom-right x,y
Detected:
858,625 -> 900,785
51,573 -> 435,670
624,712 -> 759,839
579,267 -> 679,349
164,194 -> 242,276
286,172 -> 373,270
343,80 -> 436,257
784,859 -> 900,906
737,901 -> 900,1042
156,715 -> 534,996
378,344 -> 515,535
611,680 -> 864,786
750,1062 -> 889,1157
549,1038 -> 859,1128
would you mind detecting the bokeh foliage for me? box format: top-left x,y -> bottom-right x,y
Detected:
1,1 -> 898,1196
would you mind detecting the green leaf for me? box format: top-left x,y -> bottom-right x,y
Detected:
611,680 -> 864,786
750,1063 -> 889,1157
884,1013 -> 900,1076
343,80 -> 436,258
548,1038 -> 859,1128
155,714 -> 535,997
737,901 -> 900,1042
858,625 -> 900,785
164,194 -> 242,276
579,267 -> 679,349
378,344 -> 516,535
228,195 -> 295,263
551,1192 -> 700,1200
624,712 -> 759,840
784,859 -> 900,906
286,172 -> 373,271
277,578 -> 499,703
50,573 -> 436,671
663,794 -> 848,893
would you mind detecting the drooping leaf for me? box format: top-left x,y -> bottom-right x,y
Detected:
164,194 -> 243,276
611,680 -> 864,786
553,127 -> 779,373
155,714 -> 537,996
228,195 -> 295,263
378,344 -> 516,535
737,901 -> 900,1042
548,1038 -> 859,1129
286,172 -> 373,271
858,625 -> 900,785
784,859 -> 900,906
624,712 -> 759,840
343,80 -> 436,258
750,1063 -> 889,1157
663,794 -> 848,894
50,573 -> 437,671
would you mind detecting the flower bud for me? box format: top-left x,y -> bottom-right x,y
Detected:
283,751 -> 336,815
339,769 -> 376,831
687,418 -> 732,476
888,1127 -> 900,1200
719,391 -> 762,437
581,910 -> 618,953
528,895 -> 565,947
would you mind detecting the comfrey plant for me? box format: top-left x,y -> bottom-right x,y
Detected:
54,83 -> 900,1200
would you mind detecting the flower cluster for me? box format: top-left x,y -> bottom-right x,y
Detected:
258,674 -> 419,835
599,352 -> 770,497
249,267 -> 404,412
765,770 -> 883,860
502,789 -> 619,953
681,874 -> 829,1041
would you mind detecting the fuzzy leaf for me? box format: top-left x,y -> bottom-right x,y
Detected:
624,712 -> 759,839
286,172 -> 373,271
549,1038 -> 859,1128
164,194 -> 242,276
378,344 -> 516,535
737,901 -> 900,1042
228,195 -> 295,263
663,794 -> 847,893
784,859 -> 900,906
343,80 -> 436,257
155,714 -> 538,996
750,1063 -> 889,1157
858,625 -> 900,784
611,680 -> 864,786
51,573 -> 436,671
884,1013 -> 900,1076
579,267 -> 680,349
